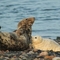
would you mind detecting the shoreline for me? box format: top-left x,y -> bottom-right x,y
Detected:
0,37 -> 60,60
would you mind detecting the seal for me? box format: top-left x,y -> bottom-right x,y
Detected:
0,17 -> 35,51
15,17 -> 35,49
16,17 -> 35,43
32,36 -> 60,52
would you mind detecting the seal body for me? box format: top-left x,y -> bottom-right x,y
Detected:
32,36 -> 60,52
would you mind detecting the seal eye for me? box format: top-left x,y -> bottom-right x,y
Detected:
35,37 -> 37,39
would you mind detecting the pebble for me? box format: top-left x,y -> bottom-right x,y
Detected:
27,51 -> 34,54
22,54 -> 28,57
13,55 -> 17,58
10,58 -> 15,60
44,55 -> 55,60
34,58 -> 38,60
38,51 -> 48,57
52,57 -> 60,60
19,55 -> 27,59
18,58 -> 22,60
6,50 -> 9,53
0,55 -> 3,59
34,58 -> 40,60
4,57 -> 9,59
0,47 -> 59,60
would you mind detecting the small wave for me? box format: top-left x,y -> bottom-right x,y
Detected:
5,4 -> 19,7
0,12 -> 3,15
41,8 -> 60,11
43,18 -> 60,20
32,30 -> 47,32
32,29 -> 60,33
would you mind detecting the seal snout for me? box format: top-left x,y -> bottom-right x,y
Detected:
31,17 -> 35,21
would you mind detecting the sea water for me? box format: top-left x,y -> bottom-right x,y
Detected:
0,0 -> 60,39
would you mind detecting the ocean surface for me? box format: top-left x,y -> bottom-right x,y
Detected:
0,0 -> 60,39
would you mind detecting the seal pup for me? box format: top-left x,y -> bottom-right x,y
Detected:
32,36 -> 60,52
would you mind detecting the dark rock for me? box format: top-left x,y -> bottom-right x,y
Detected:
36,50 -> 42,53
56,37 -> 60,40
54,37 -> 60,44
55,52 -> 60,57
48,50 -> 55,56
0,26 -> 1,29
